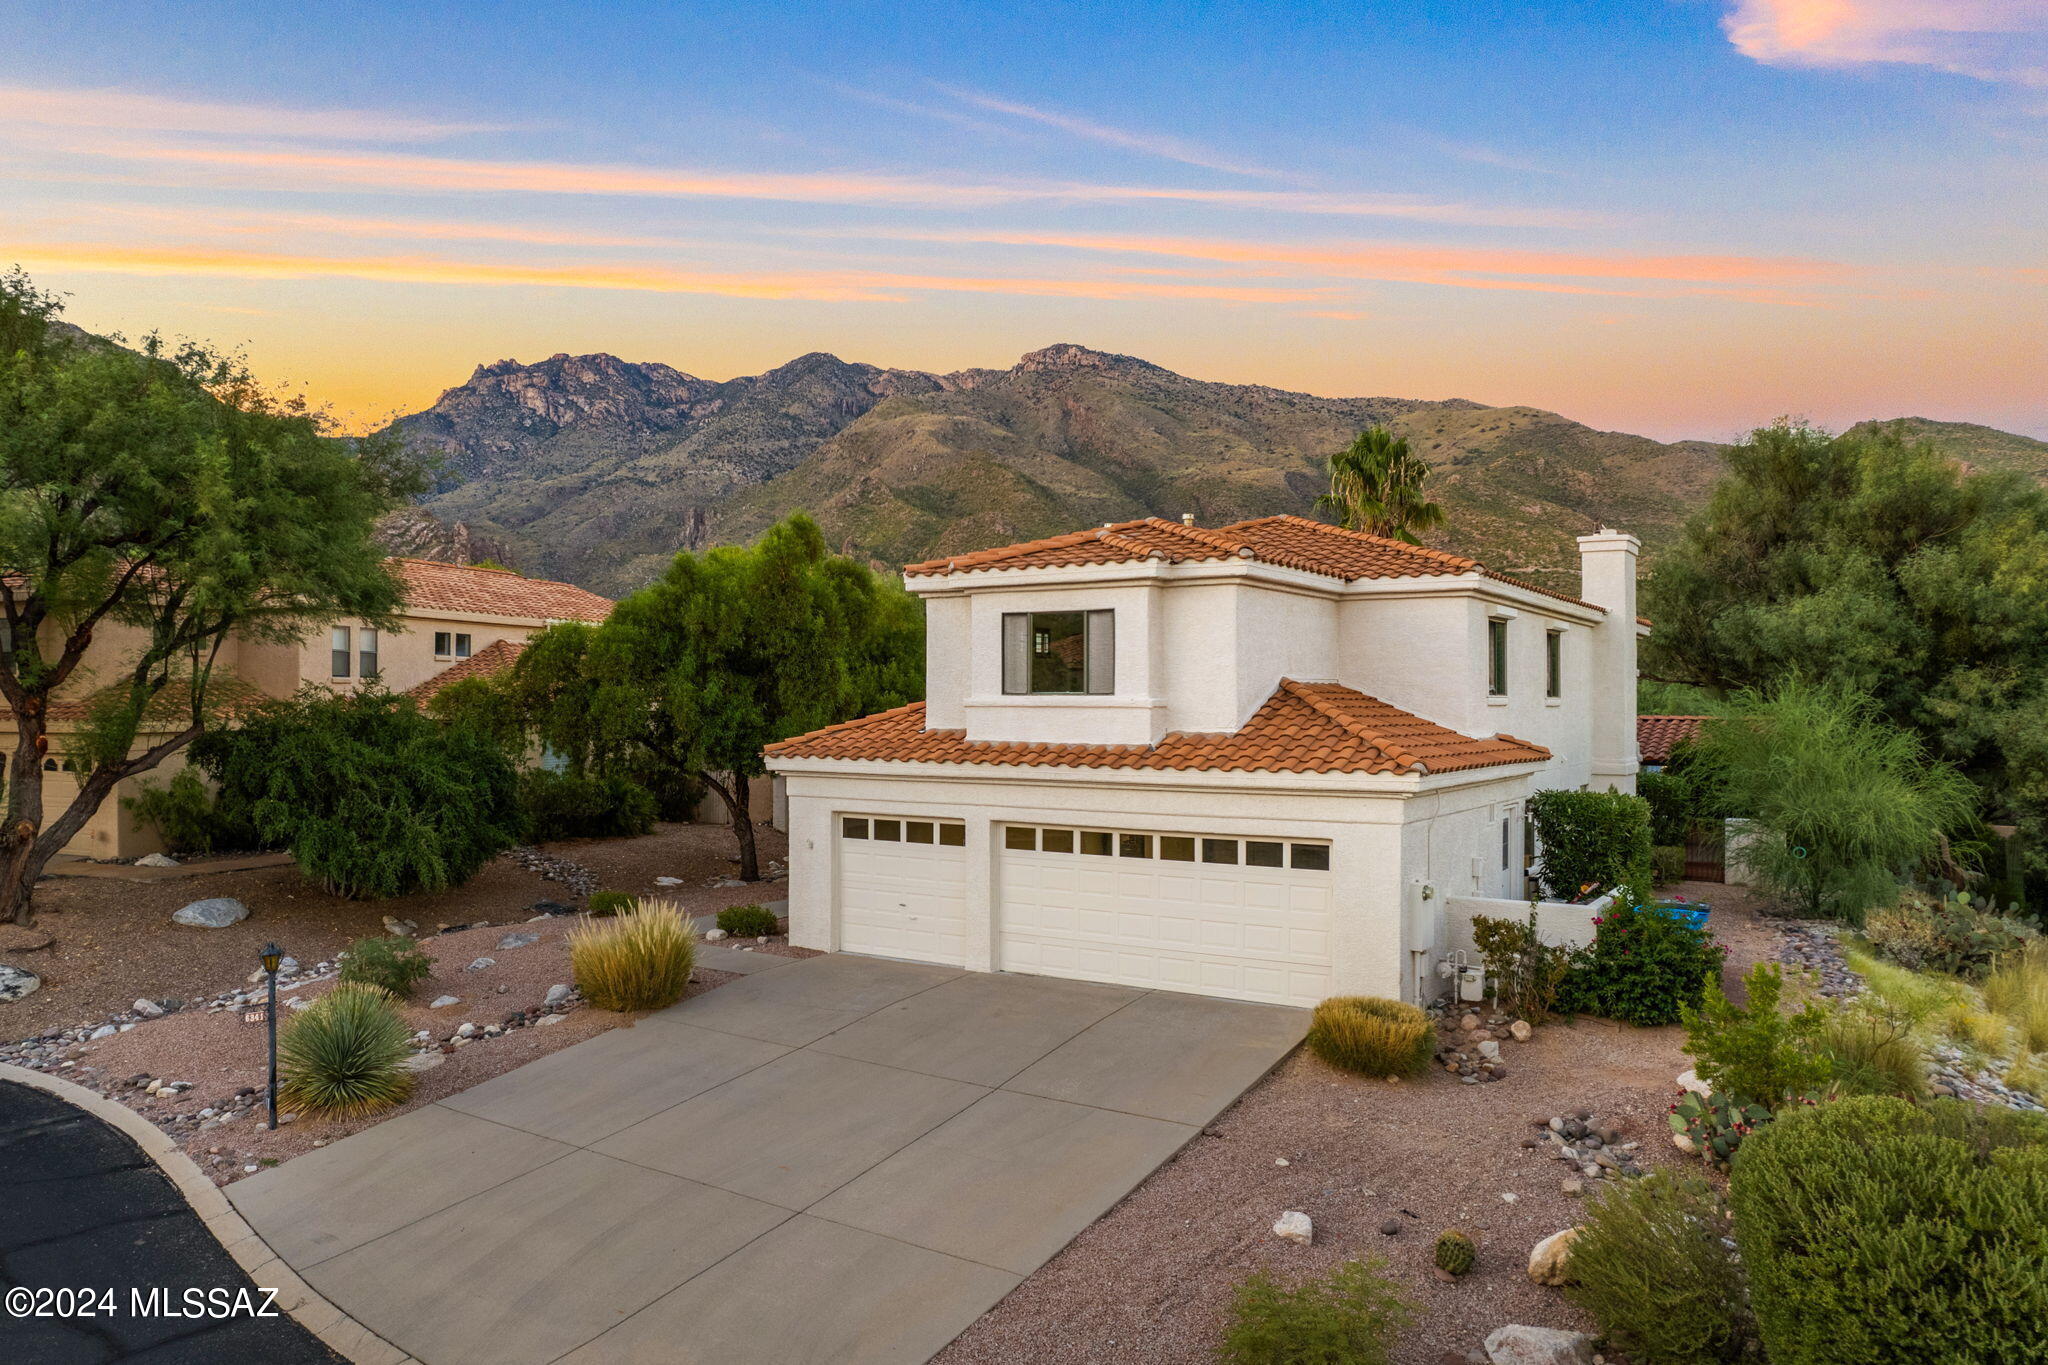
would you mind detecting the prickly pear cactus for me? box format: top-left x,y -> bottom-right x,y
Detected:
1434,1228 -> 1476,1276
1670,1090 -> 1772,1170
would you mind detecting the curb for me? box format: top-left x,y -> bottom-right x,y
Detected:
0,1062 -> 415,1365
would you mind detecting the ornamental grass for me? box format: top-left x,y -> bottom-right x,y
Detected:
1305,995 -> 1436,1077
569,897 -> 697,1012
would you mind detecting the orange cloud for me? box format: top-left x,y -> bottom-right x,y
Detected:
8,242 -> 1331,304
39,135 -> 1607,228
1723,1 -> 2048,86
0,83 -> 513,141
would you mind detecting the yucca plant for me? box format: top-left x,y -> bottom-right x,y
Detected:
569,898 -> 697,1012
1305,996 -> 1436,1077
276,983 -> 415,1118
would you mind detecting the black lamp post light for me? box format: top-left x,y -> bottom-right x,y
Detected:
261,941 -> 282,1130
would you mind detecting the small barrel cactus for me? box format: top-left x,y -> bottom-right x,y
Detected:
1434,1228 -> 1476,1276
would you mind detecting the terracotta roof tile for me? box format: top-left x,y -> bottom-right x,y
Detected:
766,679 -> 1549,777
407,638 -> 527,705
1,671 -> 269,727
391,559 -> 611,624
1638,714 -> 1710,764
902,514 -> 1601,611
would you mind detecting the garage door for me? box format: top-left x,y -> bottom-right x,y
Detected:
998,825 -> 1333,1006
837,815 -> 970,966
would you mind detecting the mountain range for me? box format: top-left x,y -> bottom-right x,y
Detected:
385,344 -> 2048,598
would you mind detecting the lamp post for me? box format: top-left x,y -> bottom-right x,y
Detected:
261,942 -> 282,1130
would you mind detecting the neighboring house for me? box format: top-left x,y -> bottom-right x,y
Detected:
3,558 -> 611,858
766,514 -> 1645,1007
1638,714 -> 1710,771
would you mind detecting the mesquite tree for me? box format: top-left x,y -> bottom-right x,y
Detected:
0,269 -> 420,923
477,514 -> 922,880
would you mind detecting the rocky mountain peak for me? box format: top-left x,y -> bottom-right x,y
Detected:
1014,343 -> 1163,376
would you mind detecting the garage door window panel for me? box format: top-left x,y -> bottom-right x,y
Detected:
1079,831 -> 1113,856
1005,826 -> 1037,851
1040,828 -> 1075,854
843,818 -> 869,839
1202,839 -> 1239,865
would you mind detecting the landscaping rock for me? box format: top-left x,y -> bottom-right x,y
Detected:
496,932 -> 540,950
134,852 -> 179,867
1527,1227 -> 1581,1286
172,897 -> 249,928
1508,1020 -> 1533,1041
544,983 -> 572,1006
1478,1040 -> 1502,1060
132,998 -> 165,1018
466,957 -> 496,972
1380,1218 -> 1403,1236
655,876 -> 684,886
704,928 -> 728,942
429,995 -> 461,1009
1272,1211 -> 1313,1246
1484,1325 -> 1597,1365
1676,1068 -> 1711,1097
381,915 -> 417,937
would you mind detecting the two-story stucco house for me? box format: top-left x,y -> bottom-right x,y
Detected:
4,558 -> 611,858
765,514 -> 1644,1008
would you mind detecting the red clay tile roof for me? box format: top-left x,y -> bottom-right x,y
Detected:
1638,714 -> 1710,763
407,638 -> 527,706
1,671 -> 270,728
391,559 -> 611,624
766,679 -> 1549,777
903,514 -> 1601,611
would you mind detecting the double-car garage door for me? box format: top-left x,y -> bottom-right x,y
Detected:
836,815 -> 1333,1006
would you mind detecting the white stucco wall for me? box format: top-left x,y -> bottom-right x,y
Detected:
1441,890 -> 1616,957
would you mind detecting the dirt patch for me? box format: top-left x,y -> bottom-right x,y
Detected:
545,821 -> 788,914
937,881 -> 1775,1365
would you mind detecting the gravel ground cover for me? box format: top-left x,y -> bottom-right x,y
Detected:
936,882 -> 1775,1365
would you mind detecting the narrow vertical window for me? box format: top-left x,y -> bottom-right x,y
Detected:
1502,817 -> 1511,870
330,626 -> 351,678
359,628 -> 380,680
1085,609 -> 1115,695
1488,619 -> 1508,697
1001,613 -> 1029,695
455,633 -> 473,659
434,630 -> 453,658
1546,630 -> 1562,698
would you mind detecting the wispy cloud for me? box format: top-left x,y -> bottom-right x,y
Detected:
1723,1 -> 2048,88
0,83 -> 514,142
929,83 -> 1293,180
26,134 -> 1604,227
6,242 -> 1333,304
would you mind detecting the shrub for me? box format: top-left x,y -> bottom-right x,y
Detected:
1732,1096 -> 2048,1365
276,983 -> 415,1118
122,769 -> 222,855
569,898 -> 697,1012
517,769 -> 657,842
586,891 -> 635,917
191,689 -> 521,898
1529,789 -> 1653,900
1652,844 -> 1686,885
1470,911 -> 1573,1020
1865,888 -> 2034,981
716,903 -> 781,938
1564,1172 -> 1753,1365
1819,1004 -> 1928,1101
1638,770 -> 1697,848
1305,996 -> 1435,1077
1559,901 -> 1725,1027
1218,1259 -> 1411,1365
1680,963 -> 1830,1109
1433,1229 -> 1475,1276
1984,938 -> 2048,1054
337,935 -> 434,1000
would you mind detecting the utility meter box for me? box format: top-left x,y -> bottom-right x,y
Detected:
1403,880 -> 1439,952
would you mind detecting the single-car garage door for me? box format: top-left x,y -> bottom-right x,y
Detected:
837,815 -> 969,966
999,825 -> 1333,1006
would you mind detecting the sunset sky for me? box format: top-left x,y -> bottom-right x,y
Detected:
3,0 -> 2044,440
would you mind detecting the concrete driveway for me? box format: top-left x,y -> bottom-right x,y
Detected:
229,948 -> 1305,1365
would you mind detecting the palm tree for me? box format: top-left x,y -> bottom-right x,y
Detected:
1316,426 -> 1446,544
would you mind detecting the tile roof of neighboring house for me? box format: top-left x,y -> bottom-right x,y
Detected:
390,558 -> 612,624
407,638 -> 528,706
766,678 -> 1549,777
2,671 -> 271,728
903,514 -> 1601,611
1638,714 -> 1711,764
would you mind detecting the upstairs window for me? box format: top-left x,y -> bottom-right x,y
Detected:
330,626 -> 351,679
1546,630 -> 1563,698
1002,610 -> 1114,695
1487,619 -> 1509,697
434,631 -> 453,659
455,633 -> 473,659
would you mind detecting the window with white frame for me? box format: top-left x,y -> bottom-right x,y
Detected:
455,632 -> 473,659
359,628 -> 380,680
1487,618 -> 1509,697
330,626 -> 351,678
1001,610 -> 1113,695
1546,629 -> 1563,698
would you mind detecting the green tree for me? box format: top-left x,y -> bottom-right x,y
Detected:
0,269 -> 421,924
1689,681 -> 1979,922
1642,420 -> 2048,895
490,514 -> 922,880
1315,426 -> 1446,544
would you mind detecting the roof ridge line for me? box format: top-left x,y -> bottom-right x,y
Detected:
1277,678 -> 1427,771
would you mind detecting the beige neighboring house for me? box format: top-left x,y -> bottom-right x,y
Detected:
4,558 -> 611,859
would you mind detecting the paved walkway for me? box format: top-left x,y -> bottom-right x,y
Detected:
0,1079 -> 339,1364
230,952 -> 1305,1365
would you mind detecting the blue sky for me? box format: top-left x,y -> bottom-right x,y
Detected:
2,0 -> 2043,439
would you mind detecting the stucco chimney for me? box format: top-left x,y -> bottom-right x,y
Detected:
1577,529 -> 1640,794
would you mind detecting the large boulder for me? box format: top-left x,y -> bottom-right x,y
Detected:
0,963 -> 41,1002
1485,1325 -> 1596,1365
171,897 -> 248,928
1527,1227 -> 1582,1286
